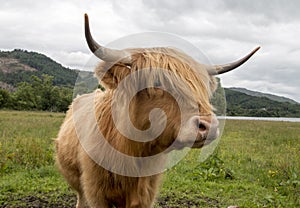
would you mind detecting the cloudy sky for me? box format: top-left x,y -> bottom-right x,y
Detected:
1,0 -> 299,102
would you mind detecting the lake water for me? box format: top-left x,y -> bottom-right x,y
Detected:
217,116 -> 300,122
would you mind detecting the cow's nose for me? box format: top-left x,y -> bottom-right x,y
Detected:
192,116 -> 210,138
191,115 -> 219,139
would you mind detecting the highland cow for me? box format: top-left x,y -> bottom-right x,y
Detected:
55,14 -> 260,208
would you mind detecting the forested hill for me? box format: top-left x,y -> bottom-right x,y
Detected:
224,89 -> 300,117
0,49 -> 78,88
229,87 -> 298,104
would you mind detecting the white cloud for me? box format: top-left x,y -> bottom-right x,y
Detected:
49,51 -> 91,70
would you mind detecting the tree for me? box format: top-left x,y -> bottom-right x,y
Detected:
10,75 -> 73,112
12,82 -> 38,110
0,89 -> 10,108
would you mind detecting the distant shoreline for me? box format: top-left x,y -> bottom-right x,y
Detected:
218,116 -> 300,122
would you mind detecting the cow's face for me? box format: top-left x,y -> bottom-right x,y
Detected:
85,14 -> 260,153
128,66 -> 220,152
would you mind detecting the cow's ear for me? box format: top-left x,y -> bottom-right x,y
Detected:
95,62 -> 131,89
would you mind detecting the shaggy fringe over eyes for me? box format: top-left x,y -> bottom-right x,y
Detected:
95,47 -> 216,114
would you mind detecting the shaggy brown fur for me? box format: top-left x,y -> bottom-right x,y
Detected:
55,47 -> 216,208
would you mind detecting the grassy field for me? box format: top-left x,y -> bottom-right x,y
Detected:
0,110 -> 299,207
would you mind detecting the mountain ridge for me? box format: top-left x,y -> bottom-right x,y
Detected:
229,87 -> 298,105
0,49 -> 78,88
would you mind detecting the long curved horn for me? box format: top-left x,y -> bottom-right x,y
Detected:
84,13 -> 131,63
207,46 -> 260,75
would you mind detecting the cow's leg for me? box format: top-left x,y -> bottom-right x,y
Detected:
80,158 -> 111,208
76,191 -> 89,208
56,139 -> 89,207
81,177 -> 111,208
126,191 -> 140,208
123,184 -> 153,208
125,196 -> 153,208
126,176 -> 162,208
56,160 -> 89,207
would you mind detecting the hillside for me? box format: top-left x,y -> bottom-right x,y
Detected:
229,87 -> 298,104
224,89 -> 300,117
0,49 -> 78,88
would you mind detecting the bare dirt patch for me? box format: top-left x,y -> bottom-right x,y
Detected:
0,57 -> 37,73
1,194 -> 219,208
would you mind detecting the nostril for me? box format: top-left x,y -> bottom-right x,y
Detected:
190,116 -> 210,133
198,123 -> 207,131
189,115 -> 219,141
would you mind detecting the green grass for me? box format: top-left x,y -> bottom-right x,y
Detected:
0,111 -> 64,173
157,120 -> 300,207
0,110 -> 299,207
